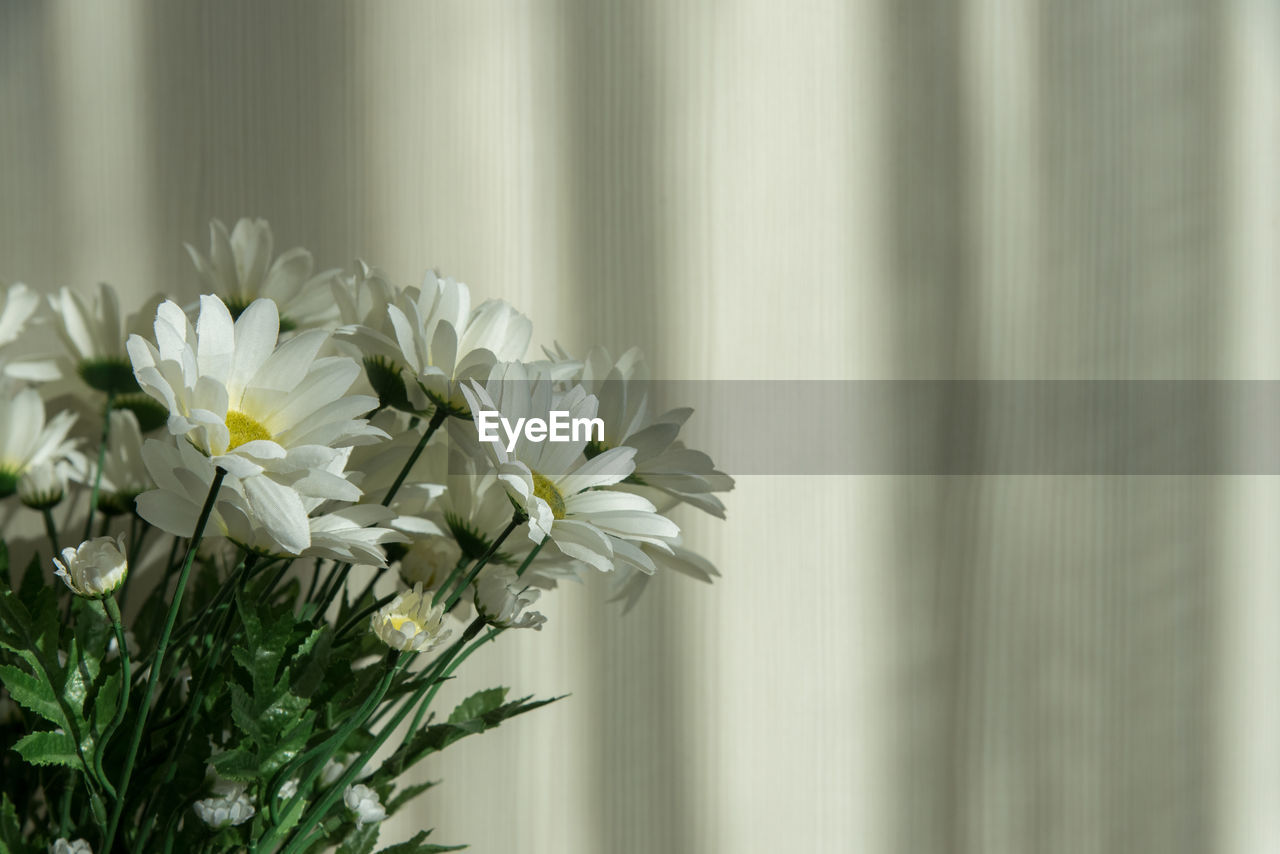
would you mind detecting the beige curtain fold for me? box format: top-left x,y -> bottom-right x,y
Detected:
0,2 -> 1273,852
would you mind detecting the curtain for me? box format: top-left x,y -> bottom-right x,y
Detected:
0,1 -> 1274,851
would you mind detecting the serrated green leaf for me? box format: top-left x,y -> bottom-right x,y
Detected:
17,551 -> 43,610
377,829 -> 465,853
209,745 -> 260,782
447,687 -> 508,724
386,780 -> 438,814
13,730 -> 81,769
92,673 -> 121,738
337,822 -> 380,854
0,792 -> 21,854
0,663 -> 64,727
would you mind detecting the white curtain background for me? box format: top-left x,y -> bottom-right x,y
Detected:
1,2 -> 1277,851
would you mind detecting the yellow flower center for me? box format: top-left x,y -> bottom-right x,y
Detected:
388,614 -> 418,635
226,409 -> 271,450
532,471 -> 566,520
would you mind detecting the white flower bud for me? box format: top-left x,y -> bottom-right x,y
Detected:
278,778 -> 299,800
53,535 -> 128,598
474,568 -> 546,630
49,839 -> 92,854
193,785 -> 256,828
370,583 -> 451,653
343,783 -> 386,827
19,461 -> 66,510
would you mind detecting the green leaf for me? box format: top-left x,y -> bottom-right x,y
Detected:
0,793 -> 22,854
337,822 -> 381,854
91,673 -> 122,738
386,780 -> 438,814
17,551 -> 43,610
0,663 -> 64,727
447,688 -> 508,724
12,730 -> 81,769
377,830 -> 465,853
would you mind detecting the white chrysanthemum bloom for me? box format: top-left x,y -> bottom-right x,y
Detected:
474,567 -> 546,630
0,282 -> 59,382
89,409 -> 150,516
53,535 -> 128,599
571,345 -> 734,518
343,783 -> 387,827
337,271 -> 531,415
186,217 -> 340,331
49,838 -> 92,854
0,380 -> 80,499
19,460 -> 67,510
128,295 -> 384,472
137,439 -> 405,564
193,784 -> 256,828
371,583 -> 451,652
48,283 -> 164,399
461,364 -> 679,574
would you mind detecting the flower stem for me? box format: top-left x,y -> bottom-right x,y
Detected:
97,598 -> 132,797
258,653 -> 405,850
102,466 -> 226,854
41,507 -> 59,559
382,407 -> 446,507
442,515 -> 522,611
515,539 -> 545,578
278,626 -> 495,854
82,392 -> 115,542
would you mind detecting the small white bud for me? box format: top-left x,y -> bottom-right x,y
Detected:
53,535 -> 128,598
474,568 -> 546,630
343,783 -> 386,827
19,461 -> 66,510
49,839 -> 92,854
192,786 -> 255,828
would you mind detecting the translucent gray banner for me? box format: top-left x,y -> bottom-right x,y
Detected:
451,380 -> 1280,475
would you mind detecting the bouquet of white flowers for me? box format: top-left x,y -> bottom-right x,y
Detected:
0,219 -> 731,853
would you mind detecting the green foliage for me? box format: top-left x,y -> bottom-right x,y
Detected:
0,519 -> 559,854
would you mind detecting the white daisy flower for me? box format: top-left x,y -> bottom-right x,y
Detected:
572,345 -> 734,518
137,439 -> 404,563
370,583 -> 451,652
474,567 -> 546,630
47,282 -> 164,400
53,535 -> 128,599
126,294 -> 385,488
0,379 -> 80,499
193,784 -> 256,828
49,839 -> 92,854
461,364 -> 679,574
337,271 -> 531,415
186,217 -> 340,331
343,783 -> 387,827
0,282 -> 59,382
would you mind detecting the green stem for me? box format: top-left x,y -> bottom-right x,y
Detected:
280,623 -> 497,854
97,598 -> 132,798
82,392 -> 115,542
431,554 -> 474,607
258,654 -> 405,850
41,508 -> 59,560
102,466 -> 226,854
406,618 -> 494,739
335,592 -> 396,639
443,515 -> 522,611
515,539 -> 545,578
382,407 -> 447,507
